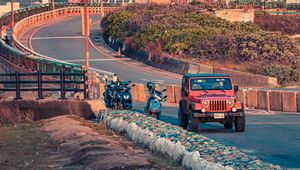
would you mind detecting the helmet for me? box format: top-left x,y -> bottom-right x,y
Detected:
146,82 -> 155,91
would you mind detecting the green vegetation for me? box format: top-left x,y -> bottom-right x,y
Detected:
254,11 -> 300,35
102,4 -> 300,85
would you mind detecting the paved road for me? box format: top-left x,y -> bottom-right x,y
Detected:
28,16 -> 300,168
30,16 -> 181,86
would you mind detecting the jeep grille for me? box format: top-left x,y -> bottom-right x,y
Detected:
209,100 -> 227,111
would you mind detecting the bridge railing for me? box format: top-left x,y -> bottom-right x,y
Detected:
0,70 -> 88,100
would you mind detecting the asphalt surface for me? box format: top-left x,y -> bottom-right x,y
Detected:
30,16 -> 181,86
28,16 -> 300,168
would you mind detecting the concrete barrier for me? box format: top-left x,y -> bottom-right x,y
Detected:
186,63 -> 200,74
155,84 -> 160,91
269,91 -> 282,111
131,83 -> 140,101
131,83 -> 147,102
198,63 -> 213,73
213,67 -> 278,88
297,93 -> 300,113
257,90 -> 270,111
99,83 -> 106,99
166,85 -> 175,103
236,89 -> 246,108
138,84 -> 147,102
246,89 -> 258,109
174,85 -> 181,104
282,92 -> 297,112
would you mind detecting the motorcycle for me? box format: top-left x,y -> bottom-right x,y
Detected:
103,82 -> 116,109
112,81 -> 133,110
144,82 -> 167,120
103,78 -> 134,110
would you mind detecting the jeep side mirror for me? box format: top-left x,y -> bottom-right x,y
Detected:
234,85 -> 239,93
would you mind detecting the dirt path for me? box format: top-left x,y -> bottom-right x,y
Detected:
0,115 -> 184,170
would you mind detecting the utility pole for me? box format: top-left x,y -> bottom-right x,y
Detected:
84,0 -> 90,95
11,0 -> 14,34
52,0 -> 55,11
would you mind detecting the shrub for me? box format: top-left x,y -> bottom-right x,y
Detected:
101,4 -> 300,85
254,11 -> 300,35
263,65 -> 300,85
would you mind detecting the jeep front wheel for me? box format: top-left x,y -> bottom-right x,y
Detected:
235,110 -> 245,132
187,110 -> 199,132
178,109 -> 187,129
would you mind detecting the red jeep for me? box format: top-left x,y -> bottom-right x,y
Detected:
178,74 -> 245,132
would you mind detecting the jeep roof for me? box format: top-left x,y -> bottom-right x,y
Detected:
183,73 -> 230,78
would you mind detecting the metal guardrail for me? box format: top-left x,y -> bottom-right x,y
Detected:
0,71 -> 88,100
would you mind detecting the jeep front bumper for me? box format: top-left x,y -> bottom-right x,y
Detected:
193,112 -> 244,118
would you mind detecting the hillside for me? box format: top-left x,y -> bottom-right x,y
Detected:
101,4 -> 300,85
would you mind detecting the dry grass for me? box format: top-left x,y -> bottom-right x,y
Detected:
0,122 -> 62,169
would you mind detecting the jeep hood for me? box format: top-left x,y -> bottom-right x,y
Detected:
192,94 -> 235,101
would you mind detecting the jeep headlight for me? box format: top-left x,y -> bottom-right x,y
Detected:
227,100 -> 234,107
202,100 -> 209,108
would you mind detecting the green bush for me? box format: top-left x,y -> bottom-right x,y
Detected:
101,4 -> 300,85
254,11 -> 300,35
264,65 -> 300,85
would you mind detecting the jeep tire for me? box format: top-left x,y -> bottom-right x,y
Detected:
187,110 -> 199,132
235,110 -> 245,132
224,122 -> 233,129
178,109 -> 187,129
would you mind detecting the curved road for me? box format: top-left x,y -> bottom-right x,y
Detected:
30,16 -> 181,86
28,15 -> 300,168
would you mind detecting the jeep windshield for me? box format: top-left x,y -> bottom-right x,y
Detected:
190,78 -> 232,90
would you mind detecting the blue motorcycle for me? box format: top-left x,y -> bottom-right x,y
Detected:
144,82 -> 167,120
104,80 -> 134,110
114,81 -> 133,110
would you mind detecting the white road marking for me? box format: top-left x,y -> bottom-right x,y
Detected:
140,79 -> 165,85
155,81 -> 165,85
32,36 -> 84,40
247,122 -> 300,125
27,23 -> 116,77
63,58 -> 131,62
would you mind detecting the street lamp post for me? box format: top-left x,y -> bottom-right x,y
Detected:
84,0 -> 90,96
11,0 -> 14,34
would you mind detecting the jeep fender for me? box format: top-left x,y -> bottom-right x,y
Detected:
234,102 -> 243,110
